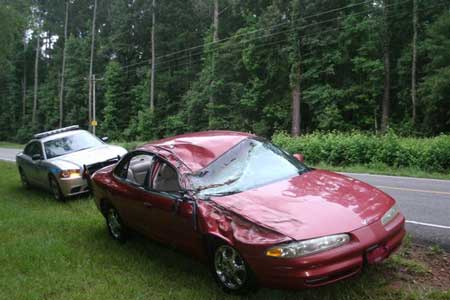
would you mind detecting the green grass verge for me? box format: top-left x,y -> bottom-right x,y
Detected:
0,161 -> 449,300
313,163 -> 450,180
0,141 -> 23,149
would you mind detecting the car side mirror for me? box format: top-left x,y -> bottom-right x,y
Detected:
293,153 -> 305,163
101,136 -> 109,142
32,154 -> 42,161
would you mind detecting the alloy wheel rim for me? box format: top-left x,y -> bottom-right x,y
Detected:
107,209 -> 122,239
214,245 -> 247,290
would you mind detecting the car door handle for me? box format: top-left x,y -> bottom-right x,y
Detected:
143,202 -> 153,208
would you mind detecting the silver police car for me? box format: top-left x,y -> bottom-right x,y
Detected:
16,126 -> 127,201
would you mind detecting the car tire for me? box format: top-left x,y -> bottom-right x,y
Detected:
210,241 -> 257,294
105,206 -> 128,243
19,168 -> 30,189
49,176 -> 65,202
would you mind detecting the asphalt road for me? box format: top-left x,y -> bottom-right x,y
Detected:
342,172 -> 450,249
1,147 -> 449,249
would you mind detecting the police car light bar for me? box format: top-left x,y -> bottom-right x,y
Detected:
33,125 -> 80,139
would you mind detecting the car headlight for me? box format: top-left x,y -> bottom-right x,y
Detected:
381,204 -> 399,226
60,169 -> 81,178
266,234 -> 350,258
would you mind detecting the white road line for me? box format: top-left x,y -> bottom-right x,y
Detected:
376,185 -> 450,196
342,172 -> 450,183
406,220 -> 450,230
0,157 -> 15,162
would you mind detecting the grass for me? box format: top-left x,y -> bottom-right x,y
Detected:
313,163 -> 450,180
0,141 -> 23,149
0,161 -> 449,300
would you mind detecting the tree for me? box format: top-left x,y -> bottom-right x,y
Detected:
411,0 -> 418,125
58,0 -> 69,128
32,33 -> 40,125
380,0 -> 391,133
150,0 -> 156,111
209,0 -> 219,127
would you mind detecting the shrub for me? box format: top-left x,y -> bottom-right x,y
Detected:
272,132 -> 450,173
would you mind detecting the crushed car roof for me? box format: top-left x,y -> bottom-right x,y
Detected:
138,130 -> 254,172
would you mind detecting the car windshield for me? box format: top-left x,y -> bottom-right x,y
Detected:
44,131 -> 103,159
188,138 -> 309,197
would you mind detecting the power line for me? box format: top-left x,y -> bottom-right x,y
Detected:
110,0 -> 413,75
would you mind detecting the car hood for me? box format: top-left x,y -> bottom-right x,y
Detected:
49,145 -> 127,170
210,169 -> 394,241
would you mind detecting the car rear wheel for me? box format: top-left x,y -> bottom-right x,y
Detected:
105,206 -> 127,243
19,169 -> 30,189
212,242 -> 256,294
49,176 -> 65,202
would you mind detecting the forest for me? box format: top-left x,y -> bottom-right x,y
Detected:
0,0 -> 450,142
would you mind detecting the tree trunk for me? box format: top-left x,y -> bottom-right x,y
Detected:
150,0 -> 156,111
59,0 -> 69,128
209,0 -> 219,127
32,35 -> 39,125
88,0 -> 98,130
381,0 -> 391,133
411,0 -> 417,126
291,64 -> 302,137
22,36 -> 27,121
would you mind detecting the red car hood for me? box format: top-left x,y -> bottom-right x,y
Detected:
210,170 -> 394,241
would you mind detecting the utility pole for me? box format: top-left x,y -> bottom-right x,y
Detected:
90,75 -> 103,136
149,0 -> 156,111
88,0 -> 98,131
59,0 -> 69,128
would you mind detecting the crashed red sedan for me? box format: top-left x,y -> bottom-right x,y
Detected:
91,131 -> 405,293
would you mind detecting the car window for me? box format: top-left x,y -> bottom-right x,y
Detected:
153,162 -> 181,193
44,131 -> 103,159
115,153 -> 155,188
24,142 -> 43,158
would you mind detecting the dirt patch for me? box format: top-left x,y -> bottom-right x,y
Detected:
387,243 -> 450,291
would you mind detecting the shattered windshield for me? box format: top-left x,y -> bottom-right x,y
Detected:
189,138 -> 309,197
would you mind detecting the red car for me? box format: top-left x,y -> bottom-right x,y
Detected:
91,131 -> 405,293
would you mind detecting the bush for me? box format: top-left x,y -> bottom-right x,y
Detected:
272,132 -> 450,173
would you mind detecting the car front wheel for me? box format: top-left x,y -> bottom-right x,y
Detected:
212,243 -> 256,294
105,206 -> 127,243
49,176 -> 65,202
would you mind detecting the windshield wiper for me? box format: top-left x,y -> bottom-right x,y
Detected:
195,176 -> 240,192
205,190 -> 241,197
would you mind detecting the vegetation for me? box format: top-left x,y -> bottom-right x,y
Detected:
1,160 -> 449,300
274,131 -> 450,173
1,0 -> 450,143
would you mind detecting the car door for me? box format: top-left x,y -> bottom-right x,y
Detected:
20,143 -> 36,183
150,159 -> 202,256
34,142 -> 49,187
110,152 -> 159,237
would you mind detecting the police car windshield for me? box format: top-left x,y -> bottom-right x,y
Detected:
44,131 -> 103,159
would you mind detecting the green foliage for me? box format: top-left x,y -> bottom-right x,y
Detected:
2,1 -> 450,142
273,131 -> 450,172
